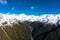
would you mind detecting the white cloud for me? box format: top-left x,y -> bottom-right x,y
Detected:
0,0 -> 7,4
0,13 -> 60,26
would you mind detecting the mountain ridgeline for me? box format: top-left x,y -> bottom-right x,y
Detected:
0,21 -> 60,40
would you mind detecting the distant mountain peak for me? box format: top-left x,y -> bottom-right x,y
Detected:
0,13 -> 60,26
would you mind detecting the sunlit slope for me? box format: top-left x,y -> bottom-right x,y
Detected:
0,23 -> 31,40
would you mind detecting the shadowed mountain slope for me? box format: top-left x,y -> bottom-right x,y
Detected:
29,21 -> 60,40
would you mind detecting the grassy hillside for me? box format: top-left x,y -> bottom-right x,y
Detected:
0,23 -> 32,40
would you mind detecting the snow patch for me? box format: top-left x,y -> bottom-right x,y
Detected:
0,13 -> 60,26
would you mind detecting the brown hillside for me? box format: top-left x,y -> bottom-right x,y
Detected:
0,23 -> 32,40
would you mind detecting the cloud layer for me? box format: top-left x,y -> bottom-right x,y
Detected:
0,13 -> 60,26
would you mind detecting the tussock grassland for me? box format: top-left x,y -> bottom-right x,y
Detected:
0,23 -> 31,40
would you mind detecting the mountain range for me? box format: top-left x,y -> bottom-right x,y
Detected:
0,13 -> 60,40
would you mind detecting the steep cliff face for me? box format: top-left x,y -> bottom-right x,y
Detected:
0,23 -> 32,40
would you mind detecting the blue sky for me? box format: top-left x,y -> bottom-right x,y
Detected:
0,0 -> 60,15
